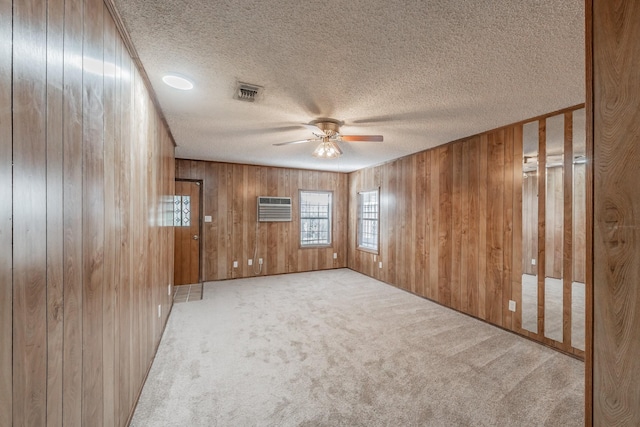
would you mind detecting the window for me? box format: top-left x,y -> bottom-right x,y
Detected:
357,189 -> 379,252
174,195 -> 191,226
300,191 -> 332,247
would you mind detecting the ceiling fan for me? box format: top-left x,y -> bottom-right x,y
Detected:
273,118 -> 383,159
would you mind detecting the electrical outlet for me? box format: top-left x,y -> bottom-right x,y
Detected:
333,253 -> 338,259
531,258 -> 536,265
248,259 -> 253,266
157,305 -> 161,318
508,300 -> 516,312
378,261 -> 383,269
233,261 -> 238,268
168,284 -> 171,296
259,258 -> 263,265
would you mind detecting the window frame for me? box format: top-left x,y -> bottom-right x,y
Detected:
299,190 -> 333,248
357,188 -> 380,254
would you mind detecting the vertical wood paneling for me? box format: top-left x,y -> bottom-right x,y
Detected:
467,137 -> 480,317
204,164 -> 216,280
451,142 -> 463,311
428,151 -> 439,300
407,157 -> 417,292
46,0 -> 65,424
175,160 -> 348,280
438,147 -> 453,306
82,0 -> 105,423
102,8 -> 117,426
592,1 -> 640,425
348,107 -> 584,353
8,1 -> 176,425
486,132 -> 504,325
414,152 -> 427,297
0,0 -> 12,422
116,35 -> 132,427
13,0 -> 48,424
62,0 -> 84,424
459,141 -> 470,313
116,46 -> 136,425
478,135 -> 488,320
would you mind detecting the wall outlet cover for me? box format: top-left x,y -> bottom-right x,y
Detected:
378,261 -> 383,269
248,259 -> 253,266
531,258 -> 536,265
508,300 -> 516,312
204,215 -> 212,222
233,261 -> 238,268
333,253 -> 338,259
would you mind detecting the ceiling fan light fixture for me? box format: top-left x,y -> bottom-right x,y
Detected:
312,141 -> 342,159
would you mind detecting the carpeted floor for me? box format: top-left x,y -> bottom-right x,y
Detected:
132,269 -> 584,426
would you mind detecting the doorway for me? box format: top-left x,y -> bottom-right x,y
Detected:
174,180 -> 202,286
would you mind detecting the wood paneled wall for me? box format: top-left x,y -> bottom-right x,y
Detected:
2,0 -> 175,425
175,160 -> 348,281
0,0 -> 13,424
348,107 -> 585,348
591,1 -> 640,425
348,129 -> 520,329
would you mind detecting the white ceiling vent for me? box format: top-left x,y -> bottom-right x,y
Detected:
235,82 -> 262,102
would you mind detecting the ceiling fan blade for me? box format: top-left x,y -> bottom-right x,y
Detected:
302,123 -> 327,137
273,139 -> 315,146
340,135 -> 384,142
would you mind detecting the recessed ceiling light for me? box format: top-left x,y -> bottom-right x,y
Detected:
162,74 -> 194,90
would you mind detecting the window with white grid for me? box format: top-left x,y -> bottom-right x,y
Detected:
357,189 -> 379,252
300,191 -> 332,247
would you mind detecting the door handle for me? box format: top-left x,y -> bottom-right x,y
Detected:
193,235 -> 199,240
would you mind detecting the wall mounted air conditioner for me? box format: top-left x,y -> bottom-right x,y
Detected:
257,196 -> 292,222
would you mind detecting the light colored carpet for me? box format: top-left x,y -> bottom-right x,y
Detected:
132,269 -> 584,426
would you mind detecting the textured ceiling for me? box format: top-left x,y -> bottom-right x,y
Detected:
113,0 -> 585,172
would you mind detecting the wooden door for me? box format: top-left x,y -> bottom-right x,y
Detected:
174,181 -> 201,285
